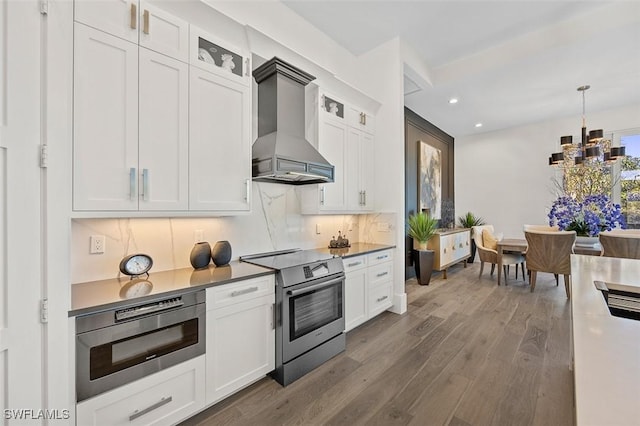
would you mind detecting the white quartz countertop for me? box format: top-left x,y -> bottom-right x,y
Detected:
570,255 -> 640,426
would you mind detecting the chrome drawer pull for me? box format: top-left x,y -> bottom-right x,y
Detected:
347,261 -> 361,267
376,295 -> 388,302
231,286 -> 258,297
376,255 -> 387,260
129,396 -> 172,421
376,272 -> 388,278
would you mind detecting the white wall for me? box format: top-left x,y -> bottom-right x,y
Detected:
455,103 -> 640,239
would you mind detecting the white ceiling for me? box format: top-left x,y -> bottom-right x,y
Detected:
281,1 -> 640,137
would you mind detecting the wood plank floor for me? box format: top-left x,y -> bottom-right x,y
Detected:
181,263 -> 574,426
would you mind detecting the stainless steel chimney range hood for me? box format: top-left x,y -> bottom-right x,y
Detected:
251,57 -> 334,185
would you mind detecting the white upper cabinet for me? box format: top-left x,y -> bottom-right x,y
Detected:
73,22 -> 189,212
189,66 -> 251,212
190,26 -> 251,87
138,48 -> 189,210
302,88 -> 375,214
74,0 -> 189,62
73,24 -> 139,211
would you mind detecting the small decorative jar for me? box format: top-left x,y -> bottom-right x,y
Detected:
190,242 -> 211,269
211,240 -> 232,266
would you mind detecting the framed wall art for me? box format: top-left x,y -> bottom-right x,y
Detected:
418,140 -> 442,219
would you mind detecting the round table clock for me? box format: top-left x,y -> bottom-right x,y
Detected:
119,253 -> 153,278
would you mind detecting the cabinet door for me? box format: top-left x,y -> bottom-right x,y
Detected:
138,1 -> 189,62
206,294 -> 275,405
138,48 -> 188,210
345,268 -> 367,332
189,67 -> 251,211
346,128 -> 375,211
74,0 -> 139,44
73,24 -> 139,211
190,26 -> 250,87
318,118 -> 348,211
359,131 -> 375,210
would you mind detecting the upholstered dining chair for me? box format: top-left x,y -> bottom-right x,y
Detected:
524,229 -> 576,297
472,225 -> 525,282
599,230 -> 640,259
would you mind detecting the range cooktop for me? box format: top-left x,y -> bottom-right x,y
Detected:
239,249 -> 335,271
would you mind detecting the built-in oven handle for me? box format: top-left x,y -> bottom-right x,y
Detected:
129,396 -> 172,421
286,275 -> 344,297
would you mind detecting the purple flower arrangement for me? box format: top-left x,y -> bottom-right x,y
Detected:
548,194 -> 625,237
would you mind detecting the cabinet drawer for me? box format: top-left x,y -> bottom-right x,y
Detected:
343,255 -> 367,273
76,356 -> 205,426
368,281 -> 392,318
207,275 -> 275,309
367,249 -> 393,266
368,262 -> 393,287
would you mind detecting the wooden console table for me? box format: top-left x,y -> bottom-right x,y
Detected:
427,228 -> 471,279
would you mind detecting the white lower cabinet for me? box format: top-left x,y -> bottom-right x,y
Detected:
76,355 -> 206,426
205,275 -> 275,405
344,255 -> 368,331
344,249 -> 394,332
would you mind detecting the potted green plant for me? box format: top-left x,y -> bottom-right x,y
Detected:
457,211 -> 485,263
407,212 -> 439,285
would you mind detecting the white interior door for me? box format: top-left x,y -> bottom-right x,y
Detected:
0,1 -> 44,423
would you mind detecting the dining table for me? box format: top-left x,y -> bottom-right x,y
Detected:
496,238 -> 528,286
496,238 -> 603,286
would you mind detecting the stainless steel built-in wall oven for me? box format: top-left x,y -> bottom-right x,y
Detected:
241,250 -> 345,386
75,290 -> 206,402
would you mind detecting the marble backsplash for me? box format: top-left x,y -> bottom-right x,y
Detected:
71,183 -> 396,283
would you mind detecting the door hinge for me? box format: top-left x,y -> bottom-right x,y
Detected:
40,299 -> 48,323
39,144 -> 48,168
40,0 -> 48,15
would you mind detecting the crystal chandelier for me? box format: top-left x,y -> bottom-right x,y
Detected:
549,85 -> 625,167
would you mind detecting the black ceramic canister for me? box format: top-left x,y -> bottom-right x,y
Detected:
211,240 -> 232,266
190,241 -> 211,269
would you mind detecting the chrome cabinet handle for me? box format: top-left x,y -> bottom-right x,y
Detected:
321,95 -> 326,110
231,286 -> 258,297
129,167 -> 136,200
376,271 -> 388,278
245,179 -> 250,203
142,168 -> 149,201
347,261 -> 362,267
376,254 -> 387,260
129,396 -> 172,421
376,295 -> 388,302
363,190 -> 366,206
270,303 -> 275,329
130,3 -> 137,29
360,112 -> 367,125
143,9 -> 150,34
245,58 -> 249,77
320,186 -> 325,205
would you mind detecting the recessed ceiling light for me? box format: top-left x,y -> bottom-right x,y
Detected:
475,123 -> 483,128
449,98 -> 458,104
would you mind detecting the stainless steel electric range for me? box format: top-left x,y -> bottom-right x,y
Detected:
240,249 -> 345,386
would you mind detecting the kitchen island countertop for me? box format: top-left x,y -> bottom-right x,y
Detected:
570,254 -> 640,425
70,261 -> 274,317
314,242 -> 395,259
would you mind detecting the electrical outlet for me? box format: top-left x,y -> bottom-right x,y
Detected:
90,235 -> 105,254
377,222 -> 391,232
316,224 -> 321,234
194,229 -> 204,243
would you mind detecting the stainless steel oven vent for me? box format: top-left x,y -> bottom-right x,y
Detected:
251,57 -> 335,185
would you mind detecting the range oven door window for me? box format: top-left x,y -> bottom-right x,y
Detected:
288,278 -> 343,340
89,318 -> 198,380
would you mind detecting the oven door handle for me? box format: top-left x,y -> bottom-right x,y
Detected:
286,275 -> 344,297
